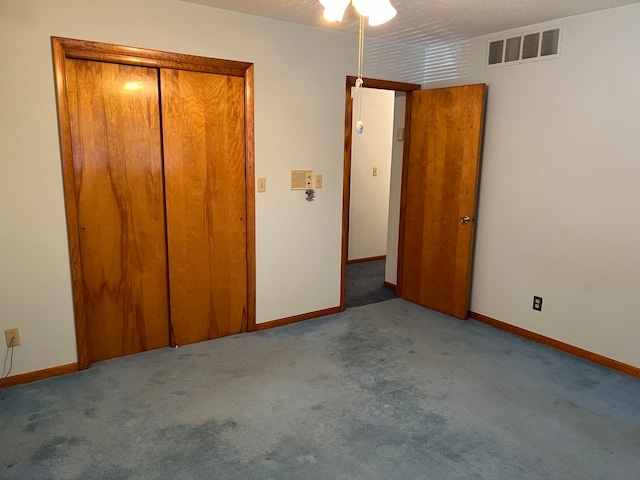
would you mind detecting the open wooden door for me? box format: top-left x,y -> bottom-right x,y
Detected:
400,84 -> 486,319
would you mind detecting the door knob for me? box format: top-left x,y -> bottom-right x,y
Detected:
460,215 -> 471,225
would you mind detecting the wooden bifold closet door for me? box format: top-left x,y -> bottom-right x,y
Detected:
58,41 -> 252,366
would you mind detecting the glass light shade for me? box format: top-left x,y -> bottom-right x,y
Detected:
319,0 -> 396,25
320,0 -> 350,22
351,0 -> 373,17
352,0 -> 397,26
367,0 -> 397,26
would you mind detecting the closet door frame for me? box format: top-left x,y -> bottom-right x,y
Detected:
51,37 -> 256,369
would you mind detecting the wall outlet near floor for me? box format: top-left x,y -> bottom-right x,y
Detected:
5,328 -> 20,347
532,296 -> 543,312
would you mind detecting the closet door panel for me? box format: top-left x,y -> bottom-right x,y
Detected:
66,59 -> 170,362
161,69 -> 247,345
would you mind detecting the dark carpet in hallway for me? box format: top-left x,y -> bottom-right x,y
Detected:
345,259 -> 397,308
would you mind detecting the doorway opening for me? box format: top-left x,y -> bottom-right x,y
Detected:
341,78 -> 487,319
340,77 -> 421,311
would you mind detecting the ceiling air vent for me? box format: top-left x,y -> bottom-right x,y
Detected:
486,25 -> 562,68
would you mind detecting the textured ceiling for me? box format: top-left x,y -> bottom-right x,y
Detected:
182,0 -> 640,43
181,0 -> 640,85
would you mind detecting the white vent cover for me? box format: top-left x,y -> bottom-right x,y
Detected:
487,25 -> 562,68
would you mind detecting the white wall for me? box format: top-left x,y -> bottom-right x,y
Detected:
348,87 -> 394,261
458,5 -> 640,368
0,0 -> 357,376
3,0 -> 638,377
385,92 -> 406,285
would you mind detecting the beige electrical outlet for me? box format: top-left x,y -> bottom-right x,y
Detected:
5,328 -> 20,347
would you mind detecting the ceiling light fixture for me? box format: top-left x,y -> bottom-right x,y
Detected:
320,1 -> 396,134
319,0 -> 397,26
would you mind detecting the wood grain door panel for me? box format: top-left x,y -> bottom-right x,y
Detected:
161,69 -> 248,345
65,59 -> 170,362
401,84 -> 486,319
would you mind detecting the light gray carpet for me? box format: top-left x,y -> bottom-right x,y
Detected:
1,299 -> 639,479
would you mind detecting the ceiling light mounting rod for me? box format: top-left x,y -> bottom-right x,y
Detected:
354,13 -> 365,134
356,13 -> 364,91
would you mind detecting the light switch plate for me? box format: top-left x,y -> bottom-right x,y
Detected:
257,177 -> 266,193
315,175 -> 323,189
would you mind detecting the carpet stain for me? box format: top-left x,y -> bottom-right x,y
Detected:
23,420 -> 42,434
308,372 -> 332,383
31,436 -> 87,464
576,377 -> 600,389
295,453 -> 317,464
83,408 -> 97,418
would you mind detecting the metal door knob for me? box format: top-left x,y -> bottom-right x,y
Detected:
460,215 -> 471,225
